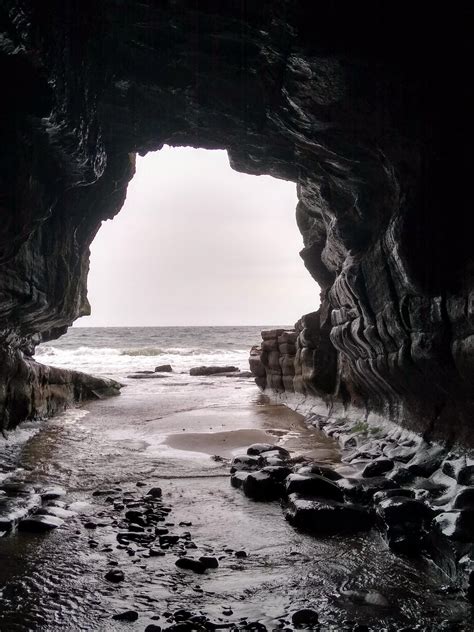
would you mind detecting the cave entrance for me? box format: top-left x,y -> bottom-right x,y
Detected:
76,146 -> 317,327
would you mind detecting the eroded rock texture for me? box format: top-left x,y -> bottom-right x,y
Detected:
0,2 -> 472,442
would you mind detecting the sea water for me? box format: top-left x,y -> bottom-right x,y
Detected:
34,325 -> 275,377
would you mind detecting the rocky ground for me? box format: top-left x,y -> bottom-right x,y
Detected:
0,376 -> 473,631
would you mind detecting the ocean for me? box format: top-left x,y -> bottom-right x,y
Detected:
34,325 -> 278,377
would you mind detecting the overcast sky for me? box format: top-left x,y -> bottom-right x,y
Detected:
76,146 -> 319,327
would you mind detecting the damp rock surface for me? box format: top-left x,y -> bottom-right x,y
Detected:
0,3 -> 472,448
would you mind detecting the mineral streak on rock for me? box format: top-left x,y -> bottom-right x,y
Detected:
0,3 -> 472,444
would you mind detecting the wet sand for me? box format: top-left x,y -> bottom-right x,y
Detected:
0,376 -> 471,631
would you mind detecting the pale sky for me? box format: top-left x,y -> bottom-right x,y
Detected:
76,146 -> 319,327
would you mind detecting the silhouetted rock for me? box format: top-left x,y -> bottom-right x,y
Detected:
155,365 -> 173,372
175,557 -> 206,574
189,366 -> 239,376
18,514 -> 64,532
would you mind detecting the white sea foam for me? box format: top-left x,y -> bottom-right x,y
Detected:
33,327 -> 265,377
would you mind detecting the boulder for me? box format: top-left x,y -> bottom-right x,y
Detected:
261,329 -> 285,340
453,487 -> 474,509
295,464 -> 342,481
283,494 -> 373,534
457,465 -> 474,486
175,557 -> 206,574
362,459 -> 394,478
336,476 -> 397,503
285,474 -> 344,501
230,455 -> 262,473
155,364 -> 173,372
230,471 -> 250,489
247,443 -> 290,457
18,514 -> 64,532
376,497 -> 432,525
433,510 -> 474,542
291,609 -> 318,626
242,466 -> 291,501
189,366 -> 239,376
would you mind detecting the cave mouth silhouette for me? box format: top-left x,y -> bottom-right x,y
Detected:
77,146 -> 319,328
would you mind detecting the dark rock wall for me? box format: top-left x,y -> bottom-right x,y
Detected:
0,2 -> 472,443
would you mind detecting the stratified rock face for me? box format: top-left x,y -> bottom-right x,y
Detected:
0,3 -> 472,442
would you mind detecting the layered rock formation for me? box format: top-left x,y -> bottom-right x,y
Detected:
0,2 -> 472,443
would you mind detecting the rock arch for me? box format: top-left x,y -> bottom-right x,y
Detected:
0,2 -> 472,444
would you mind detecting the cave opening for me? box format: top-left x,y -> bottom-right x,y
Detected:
76,145 -> 318,328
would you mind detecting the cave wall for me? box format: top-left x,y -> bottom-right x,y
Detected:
0,1 -> 472,444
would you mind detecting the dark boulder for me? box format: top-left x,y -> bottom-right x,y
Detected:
105,569 -> 125,583
230,455 -> 262,473
230,471 -> 250,489
189,366 -> 239,376
155,364 -> 173,372
242,466 -> 291,501
453,487 -> 474,509
175,557 -> 206,574
18,514 -> 64,532
295,464 -> 342,481
199,556 -> 219,569
146,487 -> 162,498
373,488 -> 415,504
457,465 -> 474,486
433,510 -> 474,542
283,494 -> 373,533
336,476 -> 397,503
247,444 -> 290,457
285,474 -> 344,501
112,611 -> 138,621
376,497 -> 433,526
362,459 -> 394,478
291,608 -> 319,626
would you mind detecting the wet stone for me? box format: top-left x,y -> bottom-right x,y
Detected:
283,494 -> 373,534
453,487 -> 474,509
247,443 -> 290,457
105,569 -> 125,583
336,476 -> 397,503
147,487 -> 163,498
235,550 -> 247,558
376,497 -> 432,526
199,556 -> 219,568
285,473 -> 344,502
18,514 -> 64,532
175,557 -> 206,574
362,459 -> 394,478
291,608 -> 319,626
295,464 -> 342,481
433,510 -> 474,542
230,471 -> 249,489
242,466 -> 291,501
230,455 -> 262,473
112,610 -> 139,621
149,547 -> 166,556
145,625 -> 162,632
40,486 -> 66,501
372,488 -> 415,504
457,465 -> 474,486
